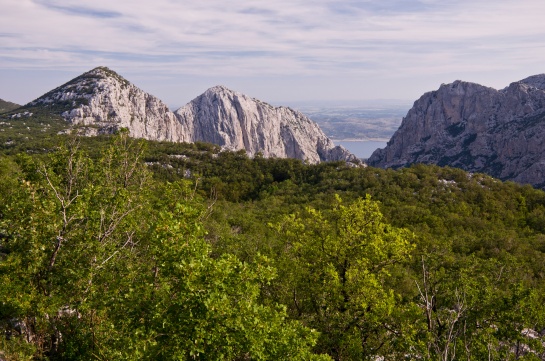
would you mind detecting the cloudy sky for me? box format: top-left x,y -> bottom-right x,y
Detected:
1,0 -> 544,107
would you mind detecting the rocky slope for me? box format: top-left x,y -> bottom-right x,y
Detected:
28,67 -> 187,142
368,75 -> 545,188
175,86 -> 355,163
27,67 -> 355,163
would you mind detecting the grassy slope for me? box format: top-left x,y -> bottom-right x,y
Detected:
0,99 -> 21,114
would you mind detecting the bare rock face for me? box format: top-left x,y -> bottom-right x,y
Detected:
28,67 -> 188,142
175,86 -> 356,163
27,67 -> 356,164
368,74 -> 545,188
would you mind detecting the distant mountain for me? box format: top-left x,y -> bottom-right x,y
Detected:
295,102 -> 408,141
27,67 -> 356,163
0,99 -> 21,113
368,74 -> 545,188
175,85 -> 356,162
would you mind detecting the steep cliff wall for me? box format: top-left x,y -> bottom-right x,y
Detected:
368,75 -> 545,187
175,86 -> 355,163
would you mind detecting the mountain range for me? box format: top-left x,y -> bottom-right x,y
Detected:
368,74 -> 545,188
25,67 -> 356,164
7,67 -> 545,188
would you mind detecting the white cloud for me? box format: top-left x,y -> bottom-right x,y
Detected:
1,0 -> 545,103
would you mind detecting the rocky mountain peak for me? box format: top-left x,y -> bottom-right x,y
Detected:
79,66 -> 130,85
194,85 -> 258,111
517,74 -> 545,91
23,67 -> 356,164
28,67 -> 128,108
27,66 -> 186,141
205,85 -> 235,94
436,80 -> 496,98
198,85 -> 276,112
175,85 -> 356,163
368,74 -> 545,188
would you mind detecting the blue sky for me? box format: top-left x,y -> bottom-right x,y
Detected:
1,0 -> 545,108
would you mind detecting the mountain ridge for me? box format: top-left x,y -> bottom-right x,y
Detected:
174,85 -> 355,162
26,67 -> 356,164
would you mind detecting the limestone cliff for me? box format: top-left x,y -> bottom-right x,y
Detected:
28,67 -> 187,142
368,75 -> 545,188
27,67 -> 355,164
175,86 -> 356,163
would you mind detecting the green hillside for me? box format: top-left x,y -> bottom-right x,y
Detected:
0,98 -> 21,114
1,112 -> 545,360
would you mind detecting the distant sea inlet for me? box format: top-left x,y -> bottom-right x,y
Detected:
335,140 -> 387,160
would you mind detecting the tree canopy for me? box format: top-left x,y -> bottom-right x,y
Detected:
1,130 -> 545,360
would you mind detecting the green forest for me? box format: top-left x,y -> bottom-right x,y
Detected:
1,110 -> 545,360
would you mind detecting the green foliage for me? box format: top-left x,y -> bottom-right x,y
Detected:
0,132 -> 152,359
2,129 -> 545,360
271,195 -> 418,360
0,108 -> 68,155
195,159 -> 545,359
413,253 -> 545,360
114,199 -> 327,360
0,133 -> 327,360
0,99 -> 21,114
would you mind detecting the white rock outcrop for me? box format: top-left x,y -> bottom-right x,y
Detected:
175,85 -> 356,163
29,67 -> 188,142
28,67 -> 356,164
368,74 -> 545,188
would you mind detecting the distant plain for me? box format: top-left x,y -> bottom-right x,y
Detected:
293,101 -> 411,158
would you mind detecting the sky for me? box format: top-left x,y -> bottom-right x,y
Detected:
1,0 -> 545,108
